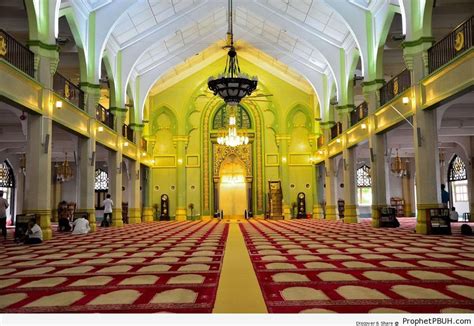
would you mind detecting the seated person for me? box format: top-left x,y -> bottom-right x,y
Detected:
24,218 -> 43,244
58,201 -> 71,232
450,207 -> 459,222
72,215 -> 90,235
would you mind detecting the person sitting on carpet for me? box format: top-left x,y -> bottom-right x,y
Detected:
72,215 -> 90,235
57,200 -> 71,232
24,218 -> 43,244
450,207 -> 459,222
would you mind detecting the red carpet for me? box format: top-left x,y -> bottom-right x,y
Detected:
240,219 -> 474,313
0,221 -> 228,313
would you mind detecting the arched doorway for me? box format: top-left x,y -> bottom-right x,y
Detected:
448,155 -> 469,216
0,161 -> 16,225
218,155 -> 248,219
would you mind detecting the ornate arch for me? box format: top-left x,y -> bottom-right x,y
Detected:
200,98 -> 265,215
286,104 -> 313,132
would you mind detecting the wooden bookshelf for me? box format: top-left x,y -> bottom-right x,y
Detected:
390,197 -> 405,217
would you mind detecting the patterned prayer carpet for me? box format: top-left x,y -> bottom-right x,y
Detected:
240,218 -> 474,313
0,221 -> 228,313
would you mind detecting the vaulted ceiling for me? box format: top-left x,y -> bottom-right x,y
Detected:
1,0 -> 473,120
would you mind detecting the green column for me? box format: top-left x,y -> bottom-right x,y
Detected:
277,135 -> 291,219
174,136 -> 187,221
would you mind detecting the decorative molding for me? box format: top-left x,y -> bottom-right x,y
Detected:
213,144 -> 252,177
27,40 -> 60,51
401,37 -> 435,49
320,121 -> 335,129
79,82 -> 101,89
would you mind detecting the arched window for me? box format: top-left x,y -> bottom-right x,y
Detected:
95,169 -> 109,191
356,165 -> 372,206
356,165 -> 371,187
94,169 -> 109,209
213,105 -> 251,129
448,155 -> 467,182
448,155 -> 469,203
0,161 -> 15,223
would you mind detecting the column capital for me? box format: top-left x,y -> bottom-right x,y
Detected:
109,107 -> 127,117
79,82 -> 101,92
362,80 -> 385,94
319,121 -> 335,130
172,135 -> 189,148
402,37 -> 435,52
27,41 -> 60,75
336,104 -> 355,114
275,134 -> 291,146
130,123 -> 145,131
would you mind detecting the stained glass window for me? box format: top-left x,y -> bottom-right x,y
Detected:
95,169 -> 109,191
356,165 -> 371,187
0,162 -> 14,188
213,105 -> 251,130
448,155 -> 467,182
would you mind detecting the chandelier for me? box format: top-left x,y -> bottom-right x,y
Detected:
208,0 -> 257,105
217,105 -> 249,147
55,153 -> 73,182
391,149 -> 409,177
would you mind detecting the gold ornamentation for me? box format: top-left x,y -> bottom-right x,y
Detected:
454,30 -> 465,52
64,82 -> 71,99
213,144 -> 252,177
393,77 -> 399,95
0,35 -> 7,56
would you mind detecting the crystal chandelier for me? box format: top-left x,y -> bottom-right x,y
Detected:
208,0 -> 257,105
55,153 -> 73,182
217,105 -> 249,147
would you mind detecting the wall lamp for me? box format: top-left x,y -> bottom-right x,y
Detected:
361,123 -> 367,130
123,141 -> 129,147
97,126 -> 104,132
55,100 -> 63,109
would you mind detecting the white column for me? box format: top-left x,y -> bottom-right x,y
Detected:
324,158 -> 337,220
25,114 -> 53,240
343,147 -> 358,223
108,149 -> 123,227
405,40 -> 440,234
128,159 -> 141,224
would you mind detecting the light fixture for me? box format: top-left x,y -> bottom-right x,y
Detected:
361,123 -> 367,130
391,149 -> 408,177
216,105 -> 249,147
142,152 -> 146,157
56,152 -> 73,182
336,138 -> 341,143
55,100 -> 63,109
207,0 -> 257,105
178,158 -> 183,165
97,126 -> 104,132
402,96 -> 410,105
123,141 -> 129,147
439,149 -> 445,167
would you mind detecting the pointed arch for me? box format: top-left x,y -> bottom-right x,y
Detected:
448,155 -> 467,182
